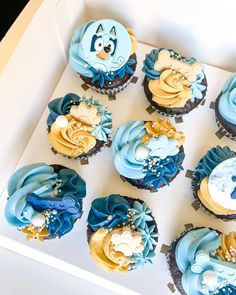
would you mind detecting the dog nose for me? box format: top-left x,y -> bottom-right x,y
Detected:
104,46 -> 111,53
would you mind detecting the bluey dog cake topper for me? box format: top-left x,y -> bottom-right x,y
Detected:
69,19 -> 132,76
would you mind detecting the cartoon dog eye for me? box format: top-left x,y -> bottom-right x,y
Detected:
106,40 -> 115,55
94,37 -> 104,52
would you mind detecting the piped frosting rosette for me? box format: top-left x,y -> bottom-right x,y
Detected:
215,73 -> 236,140
192,146 -> 236,220
169,227 -> 236,295
47,93 -> 112,159
112,117 -> 185,191
5,163 -> 86,240
142,48 -> 207,116
87,194 -> 158,273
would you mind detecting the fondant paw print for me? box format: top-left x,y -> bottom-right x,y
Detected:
111,229 -> 144,257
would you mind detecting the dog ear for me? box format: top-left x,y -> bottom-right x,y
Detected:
110,26 -> 116,36
96,24 -> 104,34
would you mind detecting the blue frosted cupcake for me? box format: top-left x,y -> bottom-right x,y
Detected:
112,117 -> 185,191
47,93 -> 112,159
69,19 -> 137,95
215,73 -> 236,140
5,163 -> 86,240
142,48 -> 207,117
192,146 -> 236,220
87,194 -> 158,273
168,227 -> 236,295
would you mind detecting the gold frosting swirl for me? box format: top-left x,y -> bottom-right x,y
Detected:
197,177 -> 236,215
48,114 -> 96,157
89,227 -> 143,273
217,232 -> 236,264
142,117 -> 185,146
127,28 -> 137,55
148,69 -> 192,108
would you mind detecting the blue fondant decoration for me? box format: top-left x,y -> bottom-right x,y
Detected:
231,176 -> 236,199
69,19 -> 132,77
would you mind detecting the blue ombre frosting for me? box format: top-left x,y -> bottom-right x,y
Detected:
112,121 -> 147,179
175,228 -> 236,295
69,19 -> 135,87
5,163 -> 86,238
47,93 -> 112,142
193,146 -> 236,189
142,48 -> 206,101
219,74 -> 236,125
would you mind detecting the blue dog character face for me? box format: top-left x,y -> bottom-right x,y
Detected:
81,19 -> 132,72
90,24 -> 117,60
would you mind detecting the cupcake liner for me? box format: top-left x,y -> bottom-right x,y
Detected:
89,76 -> 133,96
87,195 -> 158,272
167,227 -> 220,295
191,176 -> 236,221
215,116 -> 236,141
143,74 -> 208,118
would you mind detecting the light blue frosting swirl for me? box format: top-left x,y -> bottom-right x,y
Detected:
5,163 -> 86,238
142,48 -> 206,101
112,121 -> 147,179
219,74 -> 236,124
175,228 -> 236,295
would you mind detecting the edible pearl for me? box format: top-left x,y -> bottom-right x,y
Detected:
31,213 -> 46,227
135,146 -> 149,160
55,115 -> 68,128
202,270 -> 218,288
52,209 -> 57,215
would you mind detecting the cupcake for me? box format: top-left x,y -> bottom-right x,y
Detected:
192,146 -> 236,220
142,48 -> 207,117
47,93 -> 112,159
87,194 -> 158,273
69,19 -> 137,95
168,227 -> 236,295
215,73 -> 236,140
5,163 -> 86,241
112,117 -> 185,191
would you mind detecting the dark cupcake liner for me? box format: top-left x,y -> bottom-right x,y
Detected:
47,125 -> 112,161
143,74 -> 208,117
80,53 -> 137,96
168,226 -> 220,295
87,195 -> 158,271
215,93 -> 236,141
191,177 -> 236,221
119,146 -> 185,192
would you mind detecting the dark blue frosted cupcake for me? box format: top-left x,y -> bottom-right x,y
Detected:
87,194 -> 158,273
5,163 -> 86,240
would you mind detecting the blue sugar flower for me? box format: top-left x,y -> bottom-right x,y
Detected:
133,247 -> 156,268
190,71 -> 206,101
131,201 -> 153,228
92,120 -> 112,142
116,58 -> 135,79
138,223 -> 158,251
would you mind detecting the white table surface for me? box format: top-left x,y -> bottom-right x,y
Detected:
0,247 -> 116,295
0,42 -> 235,295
